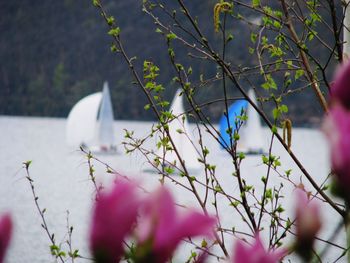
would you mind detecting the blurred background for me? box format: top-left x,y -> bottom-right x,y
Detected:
0,0 -> 331,126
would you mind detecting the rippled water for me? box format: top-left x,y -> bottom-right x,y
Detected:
0,116 -> 345,262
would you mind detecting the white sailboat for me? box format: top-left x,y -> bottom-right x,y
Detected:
157,89 -> 201,172
219,89 -> 265,154
239,89 -> 265,154
66,81 -> 117,153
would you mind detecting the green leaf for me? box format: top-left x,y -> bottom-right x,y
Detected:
271,125 -> 278,134
203,147 -> 209,157
307,31 -> 316,41
110,44 -> 118,52
250,33 -> 257,43
252,0 -> 260,7
230,201 -> 240,207
107,16 -> 115,26
265,188 -> 272,199
286,60 -> 293,69
273,159 -> 281,167
273,20 -> 282,29
238,152 -> 246,160
276,205 -> 285,213
92,0 -> 100,7
272,108 -> 279,120
166,33 -> 177,41
261,74 -> 277,90
164,166 -> 174,174
280,104 -> 288,113
233,131 -> 240,141
295,69 -> 304,80
262,155 -> 269,164
226,33 -> 234,43
175,63 -> 184,71
108,27 -> 121,37
176,128 -> 183,134
285,169 -> 292,177
187,67 -> 192,75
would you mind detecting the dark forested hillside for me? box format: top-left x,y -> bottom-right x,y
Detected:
0,1 -> 341,125
1,1 -> 219,120
0,1 -> 149,119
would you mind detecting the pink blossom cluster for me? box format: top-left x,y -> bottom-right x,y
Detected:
89,179 -> 293,263
0,180 -> 320,263
89,179 -> 216,263
324,60 -> 350,201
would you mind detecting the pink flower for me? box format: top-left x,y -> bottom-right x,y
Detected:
0,213 -> 13,263
89,180 -> 140,263
294,188 -> 321,260
233,234 -> 287,263
331,60 -> 350,108
324,105 -> 350,191
136,187 -> 216,263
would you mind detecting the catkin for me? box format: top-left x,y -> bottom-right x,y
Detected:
283,119 -> 292,152
213,2 -> 232,32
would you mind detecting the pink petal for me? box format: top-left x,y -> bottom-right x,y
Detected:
137,187 -> 176,244
233,240 -> 250,263
137,187 -> 216,263
172,211 -> 216,240
331,61 -> 350,109
89,180 -> 140,263
233,235 -> 287,263
324,105 -> 350,187
294,188 -> 322,256
153,211 -> 216,262
0,213 -> 12,263
154,187 -> 177,236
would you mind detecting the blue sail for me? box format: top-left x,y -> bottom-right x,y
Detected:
219,100 -> 248,148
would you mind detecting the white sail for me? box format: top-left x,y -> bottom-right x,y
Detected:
158,89 -> 200,171
98,82 -> 115,147
239,89 -> 265,154
66,81 -> 116,152
66,92 -> 102,147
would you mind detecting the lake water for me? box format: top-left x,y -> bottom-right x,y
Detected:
0,116 -> 346,262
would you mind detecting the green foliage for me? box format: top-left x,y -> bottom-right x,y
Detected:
68,250 -> 80,259
92,0 -> 100,7
166,33 -> 177,41
50,245 -> 66,258
265,188 -> 272,200
295,69 -> 305,80
250,33 -> 257,43
107,16 -> 115,26
272,104 -> 288,120
108,27 -> 121,37
261,74 -> 277,90
252,0 -> 260,8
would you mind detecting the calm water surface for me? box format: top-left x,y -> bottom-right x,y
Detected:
0,116 -> 345,262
